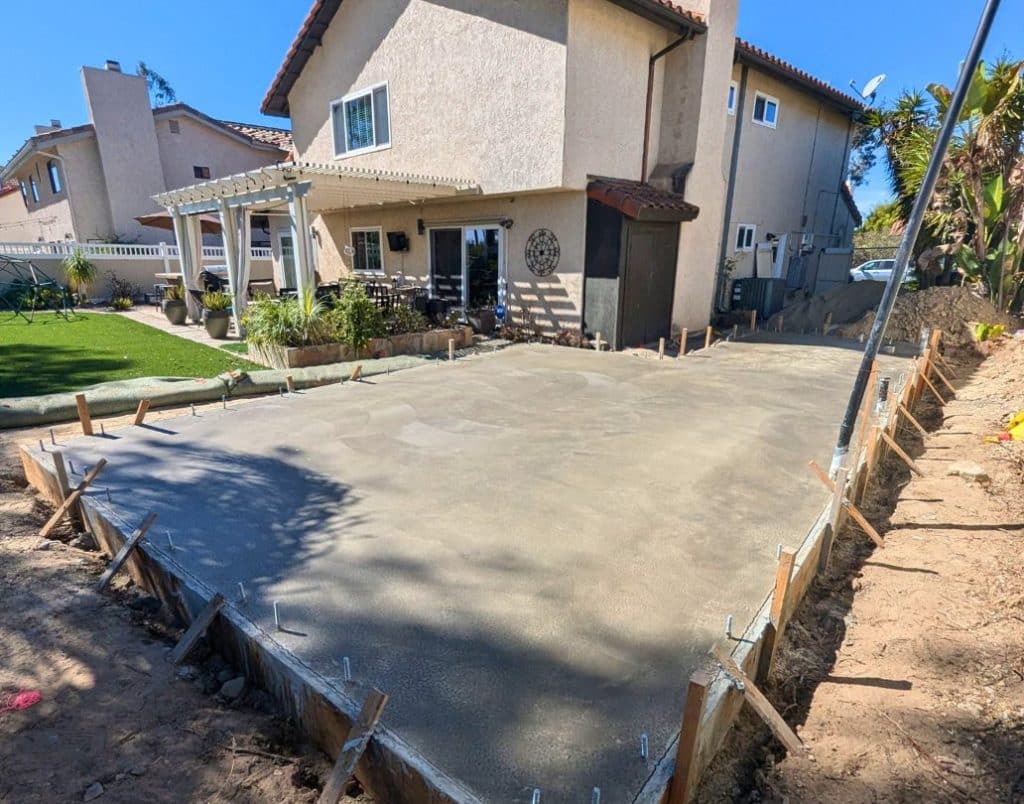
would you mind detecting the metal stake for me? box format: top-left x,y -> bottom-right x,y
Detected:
343,656 -> 352,682
165,530 -> 176,551
50,428 -> 56,445
279,386 -> 285,397
776,543 -> 783,560
238,582 -> 247,603
100,422 -> 105,436
531,790 -> 541,804
640,733 -> 649,762
725,614 -> 734,640
191,402 -> 196,416
222,395 -> 227,410
273,600 -> 281,631
591,788 -> 601,804
39,439 -> 45,452
106,488 -> 112,503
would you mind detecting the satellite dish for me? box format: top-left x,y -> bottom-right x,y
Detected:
861,74 -> 887,102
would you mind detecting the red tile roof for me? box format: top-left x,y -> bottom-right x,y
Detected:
735,38 -> 864,112
588,177 -> 700,222
0,180 -> 19,198
153,104 -> 293,153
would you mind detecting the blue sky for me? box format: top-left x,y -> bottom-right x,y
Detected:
2,1 -> 1021,217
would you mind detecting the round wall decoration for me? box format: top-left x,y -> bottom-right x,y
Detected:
525,228 -> 560,277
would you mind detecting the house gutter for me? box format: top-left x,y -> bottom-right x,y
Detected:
713,62 -> 749,311
641,31 -> 697,182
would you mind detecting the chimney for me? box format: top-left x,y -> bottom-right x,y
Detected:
33,122 -> 61,135
50,119 -> 62,129
104,59 -> 121,72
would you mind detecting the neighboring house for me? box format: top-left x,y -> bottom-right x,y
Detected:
154,0 -> 861,346
0,60 -> 292,245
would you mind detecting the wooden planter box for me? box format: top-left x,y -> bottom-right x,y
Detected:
250,326 -> 473,370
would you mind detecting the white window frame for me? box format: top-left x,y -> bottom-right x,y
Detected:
331,81 -> 392,159
735,224 -> 757,253
727,81 -> 738,115
751,91 -> 779,129
350,226 -> 385,275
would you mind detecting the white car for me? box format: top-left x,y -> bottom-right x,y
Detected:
849,259 -> 915,284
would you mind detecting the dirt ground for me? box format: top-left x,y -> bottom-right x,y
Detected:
697,336 -> 1024,803
0,401 -> 371,804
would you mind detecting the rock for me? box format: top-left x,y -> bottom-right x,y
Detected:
201,674 -> 220,695
83,782 -> 104,801
947,462 -> 990,483
32,539 -> 53,551
69,533 -> 97,551
216,668 -> 235,684
219,676 -> 246,700
126,595 -> 161,614
175,665 -> 199,682
129,763 -> 148,777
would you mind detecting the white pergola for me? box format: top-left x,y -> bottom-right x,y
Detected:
153,161 -> 478,331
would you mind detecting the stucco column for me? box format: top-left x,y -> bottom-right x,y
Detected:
218,199 -> 241,336
287,187 -> 312,299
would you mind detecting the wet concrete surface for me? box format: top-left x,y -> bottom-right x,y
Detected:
37,341 -> 908,802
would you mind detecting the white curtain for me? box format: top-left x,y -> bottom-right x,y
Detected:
170,210 -> 205,322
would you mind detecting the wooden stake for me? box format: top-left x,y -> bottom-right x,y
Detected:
318,688 -> 390,804
51,450 -> 83,530
285,375 -> 296,393
169,593 -> 226,665
350,364 -> 363,382
133,399 -> 151,426
823,312 -> 833,333
658,337 -> 666,360
39,459 -> 107,538
666,672 -> 709,804
897,402 -> 928,437
919,370 -> 946,405
75,393 -> 94,436
770,550 -> 796,627
679,328 -> 688,357
732,324 -> 739,340
925,358 -> 956,395
880,430 -> 925,476
704,325 -> 713,349
808,460 -> 884,548
713,647 -> 806,757
96,512 -> 158,592
933,350 -> 958,378
448,338 -> 455,361
750,309 -> 757,332
777,314 -> 784,333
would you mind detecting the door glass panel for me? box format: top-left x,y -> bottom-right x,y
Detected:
280,233 -> 297,289
466,227 -> 499,307
430,228 -> 463,303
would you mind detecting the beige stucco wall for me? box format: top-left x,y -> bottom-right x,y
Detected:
288,0 -> 568,195
81,66 -> 167,243
0,153 -> 77,242
155,115 -> 283,193
725,65 -> 853,281
310,190 -> 586,332
563,0 -> 671,186
58,136 -> 115,242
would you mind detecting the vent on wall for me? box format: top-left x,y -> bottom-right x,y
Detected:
169,120 -> 180,134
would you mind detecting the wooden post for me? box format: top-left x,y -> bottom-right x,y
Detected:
704,326 -> 713,349
448,338 -> 455,361
679,328 -> 688,357
809,460 -> 884,549
666,672 -> 709,804
770,550 -> 796,627
749,309 -> 757,332
595,332 -> 602,351
777,314 -> 784,334
169,593 -> 226,665
51,450 -> 84,531
318,688 -> 390,804
285,375 -> 296,393
75,394 -> 94,436
39,459 -> 107,538
919,370 -> 946,405
350,364 -> 363,382
925,358 -> 956,395
880,431 -> 924,476
713,647 -> 806,757
933,350 -> 958,378
96,512 -> 158,592
133,399 -> 151,426
658,337 -> 666,360
897,402 -> 929,437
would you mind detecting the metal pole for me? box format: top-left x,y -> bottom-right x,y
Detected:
830,0 -> 1001,474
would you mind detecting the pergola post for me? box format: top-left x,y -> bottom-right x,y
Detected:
287,185 -> 314,299
169,208 -> 204,322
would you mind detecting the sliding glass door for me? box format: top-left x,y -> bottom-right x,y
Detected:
429,225 -> 504,308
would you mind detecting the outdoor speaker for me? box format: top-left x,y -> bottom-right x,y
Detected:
387,231 -> 409,252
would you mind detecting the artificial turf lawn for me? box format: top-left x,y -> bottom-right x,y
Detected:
0,312 -> 263,398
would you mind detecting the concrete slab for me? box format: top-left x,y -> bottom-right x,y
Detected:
36,342 -> 908,802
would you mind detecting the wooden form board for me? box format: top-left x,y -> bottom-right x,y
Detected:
169,593 -> 226,665
96,512 -> 158,592
318,688 -> 389,804
39,459 -> 107,538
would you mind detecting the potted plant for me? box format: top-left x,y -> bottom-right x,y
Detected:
465,300 -> 497,335
162,284 -> 188,325
62,249 -> 98,304
202,291 -> 233,339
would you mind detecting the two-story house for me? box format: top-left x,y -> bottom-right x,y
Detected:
153,0 -> 861,347
0,60 -> 292,245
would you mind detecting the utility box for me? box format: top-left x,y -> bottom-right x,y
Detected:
731,277 -> 787,318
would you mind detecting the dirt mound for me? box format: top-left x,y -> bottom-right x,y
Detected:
836,285 -> 1016,348
767,282 -> 885,334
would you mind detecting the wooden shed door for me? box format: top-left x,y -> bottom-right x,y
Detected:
619,221 -> 679,348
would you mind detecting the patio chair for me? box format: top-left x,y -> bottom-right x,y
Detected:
247,279 -> 277,299
199,270 -> 227,293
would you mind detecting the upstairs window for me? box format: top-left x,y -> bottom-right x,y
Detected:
193,166 -> 211,179
752,92 -> 779,128
19,180 -> 27,201
727,81 -> 737,115
168,119 -> 180,134
332,82 -> 391,157
28,176 -> 39,203
735,223 -> 757,252
47,161 -> 62,194
351,227 -> 384,274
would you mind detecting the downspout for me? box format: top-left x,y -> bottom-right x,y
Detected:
641,32 -> 695,182
829,113 -> 857,240
714,63 -> 749,311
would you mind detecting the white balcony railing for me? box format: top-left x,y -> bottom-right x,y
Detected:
0,241 -> 273,261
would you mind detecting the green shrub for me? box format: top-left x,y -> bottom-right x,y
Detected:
201,291 -> 232,311
105,271 -> 139,305
386,304 -> 429,335
164,283 -> 185,301
62,249 -> 98,294
110,296 -> 133,311
242,290 -> 336,347
335,282 -> 385,351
